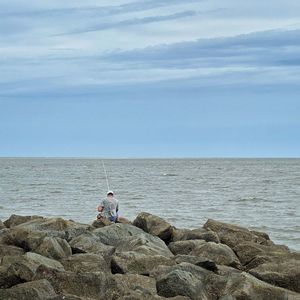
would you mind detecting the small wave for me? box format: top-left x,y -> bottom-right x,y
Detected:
162,173 -> 177,177
49,190 -> 62,194
261,179 -> 276,184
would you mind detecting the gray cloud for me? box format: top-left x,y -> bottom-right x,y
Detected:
102,29 -> 300,69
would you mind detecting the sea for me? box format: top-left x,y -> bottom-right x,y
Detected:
0,158 -> 299,251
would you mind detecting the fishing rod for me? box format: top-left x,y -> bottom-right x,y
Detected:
102,160 -> 110,191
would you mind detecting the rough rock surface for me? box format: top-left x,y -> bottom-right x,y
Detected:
111,251 -> 176,275
0,213 -> 298,300
133,212 -> 173,242
0,279 -> 58,300
171,227 -> 220,243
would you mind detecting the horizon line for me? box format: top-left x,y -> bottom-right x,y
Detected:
0,156 -> 299,160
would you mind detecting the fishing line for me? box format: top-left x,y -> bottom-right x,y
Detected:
102,160 -> 110,191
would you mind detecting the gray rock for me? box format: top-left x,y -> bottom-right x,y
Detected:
69,231 -> 115,258
249,259 -> 300,293
4,214 -> 44,228
0,244 -> 25,259
60,253 -> 110,273
171,228 -> 220,244
111,251 -> 176,275
233,242 -> 291,266
168,240 -> 206,255
174,255 -> 218,273
204,219 -> 270,249
9,226 -> 50,251
93,223 -> 173,257
34,266 -> 119,300
154,262 -> 215,300
133,212 -> 173,243
35,236 -> 72,260
114,273 -> 157,295
219,272 -> 299,300
0,252 -> 64,288
0,279 -> 58,300
12,217 -> 92,241
190,241 -> 242,269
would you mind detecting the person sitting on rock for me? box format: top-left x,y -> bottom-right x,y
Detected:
97,191 -> 119,223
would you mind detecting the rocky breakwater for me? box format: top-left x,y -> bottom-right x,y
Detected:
0,212 -> 299,300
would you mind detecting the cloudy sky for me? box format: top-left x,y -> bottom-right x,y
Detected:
1,0 -> 300,157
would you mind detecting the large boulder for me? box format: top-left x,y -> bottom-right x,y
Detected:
4,214 -> 43,228
154,262 -> 216,300
0,244 -> 25,259
111,251 -> 176,275
0,252 -> 64,288
9,217 -> 92,241
168,240 -> 206,255
93,223 -> 173,257
60,253 -> 110,273
34,265 -> 119,300
0,279 -> 58,300
114,273 -> 157,295
249,259 -> 300,293
219,271 -> 300,300
171,228 -> 219,244
133,212 -> 173,243
9,226 -> 47,251
69,232 -> 115,258
204,219 -> 271,249
35,237 -> 72,260
190,241 -> 242,269
174,255 -> 218,273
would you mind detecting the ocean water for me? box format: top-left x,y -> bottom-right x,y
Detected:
0,158 -> 299,251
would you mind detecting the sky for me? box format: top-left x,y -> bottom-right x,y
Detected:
0,0 -> 300,157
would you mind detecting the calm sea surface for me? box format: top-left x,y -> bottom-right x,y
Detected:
0,158 -> 299,251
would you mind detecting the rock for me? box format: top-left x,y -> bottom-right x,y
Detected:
219,271 -> 300,300
168,240 -> 206,255
174,255 -> 218,273
34,265 -> 119,300
93,223 -> 173,257
0,244 -> 25,259
60,253 -> 110,273
0,252 -> 64,288
111,251 -> 176,275
9,227 -> 50,251
117,216 -> 131,224
154,262 -> 216,300
0,228 -> 14,245
204,219 -> 270,248
233,242 -> 292,267
190,241 -> 242,269
10,217 -> 92,241
4,214 -> 44,228
91,219 -> 107,228
69,232 -> 115,258
35,237 -> 72,260
133,212 -> 173,243
0,279 -> 58,300
171,228 -> 220,244
114,273 -> 157,295
249,259 -> 300,293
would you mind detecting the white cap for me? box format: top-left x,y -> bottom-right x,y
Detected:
107,190 -> 114,196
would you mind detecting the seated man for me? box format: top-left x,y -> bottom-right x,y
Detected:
97,191 -> 119,223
